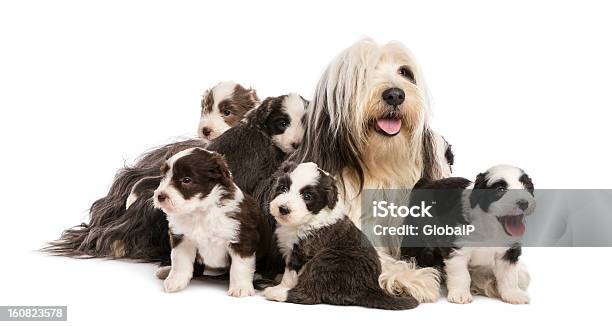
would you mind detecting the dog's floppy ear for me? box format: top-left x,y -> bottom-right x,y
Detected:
279,161 -> 298,173
319,169 -> 338,209
520,172 -> 534,195
469,172 -> 487,209
247,96 -> 275,127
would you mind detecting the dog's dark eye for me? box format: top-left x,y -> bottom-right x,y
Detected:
302,192 -> 312,201
277,120 -> 289,129
398,66 -> 415,83
223,110 -> 231,117
278,185 -> 288,193
497,186 -> 507,192
181,177 -> 192,185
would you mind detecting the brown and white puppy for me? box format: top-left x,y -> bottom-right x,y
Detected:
262,162 -> 418,310
198,81 -> 259,142
153,147 -> 269,296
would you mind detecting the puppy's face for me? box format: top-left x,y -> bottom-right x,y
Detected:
362,43 -> 425,139
198,81 -> 259,142
269,162 -> 338,227
253,93 -> 309,154
154,148 -> 232,216
469,165 -> 536,238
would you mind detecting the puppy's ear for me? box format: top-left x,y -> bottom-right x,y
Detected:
520,172 -> 534,195
320,171 -> 338,209
247,96 -> 274,126
469,172 -> 487,209
247,87 -> 260,104
300,96 -> 310,110
201,89 -> 213,115
210,154 -> 232,181
279,161 -> 298,174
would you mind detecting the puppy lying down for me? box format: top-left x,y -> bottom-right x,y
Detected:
262,162 -> 418,310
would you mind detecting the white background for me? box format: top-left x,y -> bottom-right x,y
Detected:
1,0 -> 611,326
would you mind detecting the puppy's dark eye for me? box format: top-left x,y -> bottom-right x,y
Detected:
497,186 -> 507,192
223,110 -> 231,117
277,120 -> 289,129
302,192 -> 312,201
181,177 -> 192,184
398,66 -> 415,83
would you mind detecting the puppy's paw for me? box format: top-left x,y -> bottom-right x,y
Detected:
227,284 -> 255,297
501,289 -> 530,304
447,289 -> 473,304
163,275 -> 190,293
262,286 -> 289,302
156,266 -> 172,280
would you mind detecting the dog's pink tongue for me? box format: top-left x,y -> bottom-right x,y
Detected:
505,216 -> 526,237
376,118 -> 402,135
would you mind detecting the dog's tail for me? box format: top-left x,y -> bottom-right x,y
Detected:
378,252 -> 441,303
43,139 -> 205,260
355,288 -> 419,310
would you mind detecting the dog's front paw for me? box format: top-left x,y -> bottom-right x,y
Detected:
163,275 -> 190,293
227,284 -> 255,297
262,285 -> 289,302
501,289 -> 530,304
447,289 -> 473,304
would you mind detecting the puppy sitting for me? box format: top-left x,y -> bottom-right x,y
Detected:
262,162 -> 418,310
402,165 -> 535,304
198,81 -> 259,142
153,147 -> 271,296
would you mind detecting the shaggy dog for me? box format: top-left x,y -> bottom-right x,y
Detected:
198,81 -> 259,142
401,165 -> 534,304
262,162 -> 418,310
46,94 -> 309,265
153,147 -> 270,296
291,38 -> 453,302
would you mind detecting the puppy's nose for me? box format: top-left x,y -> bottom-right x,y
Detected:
201,127 -> 212,137
157,193 -> 168,202
382,88 -> 405,106
291,142 -> 300,149
517,200 -> 529,211
278,205 -> 291,215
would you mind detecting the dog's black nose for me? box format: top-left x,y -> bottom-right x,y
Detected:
157,193 -> 168,202
382,88 -> 405,106
291,142 -> 300,149
517,200 -> 529,211
201,127 -> 212,137
278,205 -> 291,215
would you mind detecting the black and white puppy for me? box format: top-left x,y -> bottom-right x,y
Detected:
198,81 -> 259,142
402,165 -> 535,304
45,93 -> 309,266
153,147 -> 271,296
262,162 -> 418,310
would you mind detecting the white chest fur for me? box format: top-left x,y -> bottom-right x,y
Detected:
168,206 -> 240,269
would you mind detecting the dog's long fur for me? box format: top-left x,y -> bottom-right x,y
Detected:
45,94 -> 308,265
291,38 -> 453,302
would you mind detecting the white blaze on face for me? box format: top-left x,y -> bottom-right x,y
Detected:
197,81 -> 238,141
153,148 -> 197,215
270,163 -> 320,227
272,93 -> 307,154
